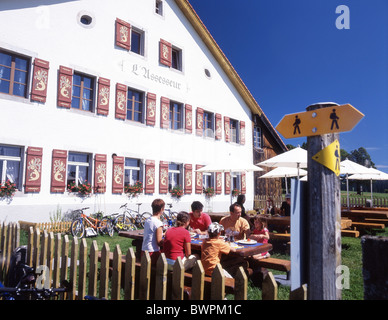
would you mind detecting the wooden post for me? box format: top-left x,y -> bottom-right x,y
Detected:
307,102 -> 342,300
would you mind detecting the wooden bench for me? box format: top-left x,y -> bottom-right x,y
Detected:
252,257 -> 291,280
351,222 -> 385,230
269,232 -> 290,241
341,229 -> 360,238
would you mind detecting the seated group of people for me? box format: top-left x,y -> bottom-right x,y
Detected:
141,198 -> 271,279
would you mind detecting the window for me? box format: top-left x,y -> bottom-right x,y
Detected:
202,172 -> 214,190
171,47 -> 182,71
0,145 -> 22,188
231,172 -> 241,191
124,158 -> 141,186
203,111 -> 214,138
0,50 -> 29,98
230,119 -> 239,143
131,28 -> 144,55
169,101 -> 183,130
67,152 -> 90,186
155,0 -> 163,15
71,73 -> 94,111
127,88 -> 144,122
168,163 -> 181,190
253,126 -> 262,149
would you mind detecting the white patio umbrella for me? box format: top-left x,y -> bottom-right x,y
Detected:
340,159 -> 372,209
196,161 -> 264,173
348,167 -> 388,207
257,147 -> 308,179
260,167 -> 307,194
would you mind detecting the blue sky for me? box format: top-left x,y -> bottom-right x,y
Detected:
189,0 -> 388,173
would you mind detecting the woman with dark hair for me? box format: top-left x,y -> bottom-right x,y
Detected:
163,211 -> 198,270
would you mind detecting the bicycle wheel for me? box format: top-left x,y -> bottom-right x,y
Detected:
71,219 -> 85,238
115,215 -> 137,231
100,217 -> 114,236
139,212 -> 152,228
169,211 -> 178,225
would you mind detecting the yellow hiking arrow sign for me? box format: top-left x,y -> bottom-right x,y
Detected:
312,139 -> 341,176
276,104 -> 364,139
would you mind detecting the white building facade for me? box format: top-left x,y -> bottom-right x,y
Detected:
0,0 -> 286,222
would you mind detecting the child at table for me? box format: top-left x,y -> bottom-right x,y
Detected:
163,211 -> 198,271
201,222 -> 236,278
142,198 -> 165,265
250,215 -> 270,259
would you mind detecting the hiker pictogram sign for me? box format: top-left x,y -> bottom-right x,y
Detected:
276,104 -> 364,139
312,139 -> 341,176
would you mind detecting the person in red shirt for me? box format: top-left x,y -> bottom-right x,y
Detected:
189,201 -> 212,235
163,211 -> 198,270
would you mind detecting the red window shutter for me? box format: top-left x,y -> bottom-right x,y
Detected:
224,172 -> 231,194
112,156 -> 124,194
241,173 -> 246,194
31,58 -> 49,103
185,104 -> 192,134
196,108 -> 204,136
146,92 -> 157,126
144,160 -> 155,194
115,18 -> 131,50
25,147 -> 43,193
97,77 -> 110,116
57,66 -> 73,108
94,154 -> 107,193
159,161 -> 169,194
224,116 -> 230,142
160,97 -> 170,129
215,113 -> 222,140
216,172 -> 222,194
50,149 -> 67,193
115,83 -> 127,120
195,165 -> 203,194
240,121 -> 246,145
159,39 -> 172,66
184,164 -> 192,194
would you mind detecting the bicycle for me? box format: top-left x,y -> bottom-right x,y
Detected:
161,203 -> 178,227
109,203 -> 152,231
70,207 -> 114,238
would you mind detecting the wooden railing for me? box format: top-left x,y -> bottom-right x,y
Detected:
341,196 -> 388,208
1,221 -> 292,300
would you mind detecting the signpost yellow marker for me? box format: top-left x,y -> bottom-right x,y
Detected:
276,104 -> 364,139
312,139 -> 341,176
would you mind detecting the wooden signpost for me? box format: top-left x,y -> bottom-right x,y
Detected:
277,102 -> 364,300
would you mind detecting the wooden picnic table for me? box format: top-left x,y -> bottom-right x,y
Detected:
341,209 -> 388,220
118,229 -> 272,258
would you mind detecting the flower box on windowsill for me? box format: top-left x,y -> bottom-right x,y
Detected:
67,181 -> 92,197
0,180 -> 17,199
170,185 -> 183,199
124,181 -> 143,197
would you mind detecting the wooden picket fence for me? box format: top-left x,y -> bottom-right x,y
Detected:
0,221 -> 288,300
18,220 -> 71,234
341,196 -> 388,208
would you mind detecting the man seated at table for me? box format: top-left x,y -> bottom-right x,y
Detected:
219,202 -> 250,241
219,202 -> 250,276
280,194 -> 291,216
189,201 -> 212,235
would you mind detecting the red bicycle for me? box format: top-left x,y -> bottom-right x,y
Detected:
70,207 -> 113,238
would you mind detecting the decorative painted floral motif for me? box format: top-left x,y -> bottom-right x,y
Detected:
120,25 -> 129,42
96,163 -> 106,183
117,91 -> 126,110
99,87 -> 110,106
60,76 -> 71,98
27,158 -> 41,182
114,165 -> 123,184
34,69 -> 48,92
53,160 -> 66,182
